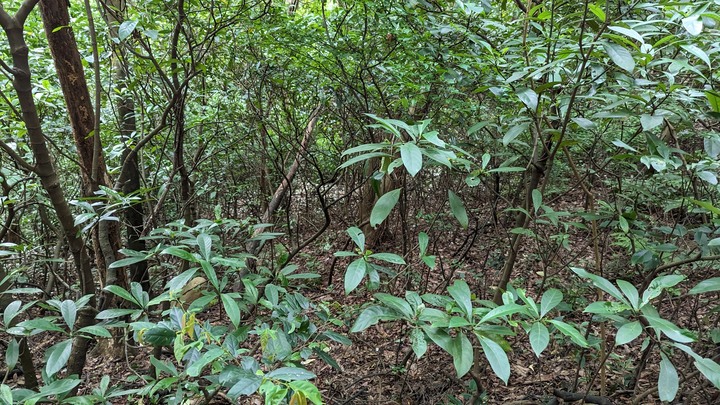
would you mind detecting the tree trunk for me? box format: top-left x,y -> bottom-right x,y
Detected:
39,0 -> 124,290
0,0 -> 95,378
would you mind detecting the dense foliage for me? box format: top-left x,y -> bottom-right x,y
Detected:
1,0 -> 719,403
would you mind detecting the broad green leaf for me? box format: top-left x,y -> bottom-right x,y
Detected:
531,189 -> 542,214
221,294 -> 241,328
0,384 -> 12,405
46,339 -> 73,376
706,91 -> 720,115
369,252 -> 406,264
197,233 -> 212,260
502,122 -> 528,146
418,232 -> 429,256
479,303 -> 525,324
346,227 -> 365,251
681,16 -> 703,36
571,267 -> 626,303
479,336 -> 510,384
603,42 -> 635,73
118,20 -> 138,41
517,88 -> 538,110
267,367 -> 316,381
370,188 -> 402,228
658,353 -> 679,402
616,280 -> 639,310
540,288 -> 563,317
528,322 -> 549,358
96,308 -> 139,319
448,190 -> 469,229
449,333 -> 473,377
640,114 -> 663,131
681,44 -> 711,68
60,300 -> 77,331
350,306 -> 399,332
161,246 -> 197,262
320,331 -> 352,345
399,142 -> 423,177
187,348 -> 224,377
549,320 -> 589,347
643,315 -> 695,343
690,277 -> 720,294
289,380 -> 322,405
612,139 -> 638,152
3,300 -> 21,326
588,3 -> 605,21
447,280 -> 472,320
608,26 -> 644,43
105,285 -> 139,306
339,151 -> 392,169
166,268 -> 199,292
410,328 -> 427,359
227,374 -> 263,398
5,339 -> 18,368
422,325 -> 453,353
345,258 -> 368,294
374,293 -> 413,318
615,321 -> 643,345
77,325 -> 112,338
572,117 -> 596,129
698,171 -> 718,185
108,255 -> 148,269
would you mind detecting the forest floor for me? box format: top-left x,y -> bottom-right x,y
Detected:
6,206 -> 719,404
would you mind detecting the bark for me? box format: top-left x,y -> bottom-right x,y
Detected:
39,0 -> 124,289
103,0 -> 148,290
0,0 -> 95,378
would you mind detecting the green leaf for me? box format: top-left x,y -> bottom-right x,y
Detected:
418,232 -> 429,256
399,142 -> 423,177
161,246 -> 197,262
706,91 -> 720,114
681,44 -> 711,68
3,300 -> 21,326
479,303 -> 525,324
142,327 -> 176,347
422,325 -> 453,353
616,280 -> 639,310
449,333 -> 473,377
345,258 -> 368,294
118,20 -> 138,41
612,139 -> 638,152
615,321 -> 643,345
369,252 -> 406,264
603,42 -> 635,73
517,88 -> 538,110
447,280 -> 472,320
227,374 -> 263,398
350,306 -> 398,332
540,288 -> 563,317
640,114 -> 663,131
320,331 -> 352,345
370,188 -> 402,228
46,339 -> 73,376
222,294 -> 241,328
166,268 -> 198,292
108,255 -> 148,269
267,367 -> 316,381
77,325 -> 112,338
588,3 -> 605,21
658,353 -> 679,402
479,336 -> 510,384
531,189 -> 542,214
197,233 -> 212,260
0,384 -> 12,405
698,171 -> 718,185
104,285 -> 139,306
571,267 -> 626,303
528,322 -> 549,358
502,122 -> 528,146
96,308 -> 139,319
374,293 -> 413,318
549,320 -> 589,347
187,348 -> 224,377
410,328 -> 427,359
5,339 -> 18,368
690,277 -> 720,294
288,381 -> 322,405
681,15 -> 703,36
346,227 -> 365,251
448,190 -> 469,229
60,300 -> 77,331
